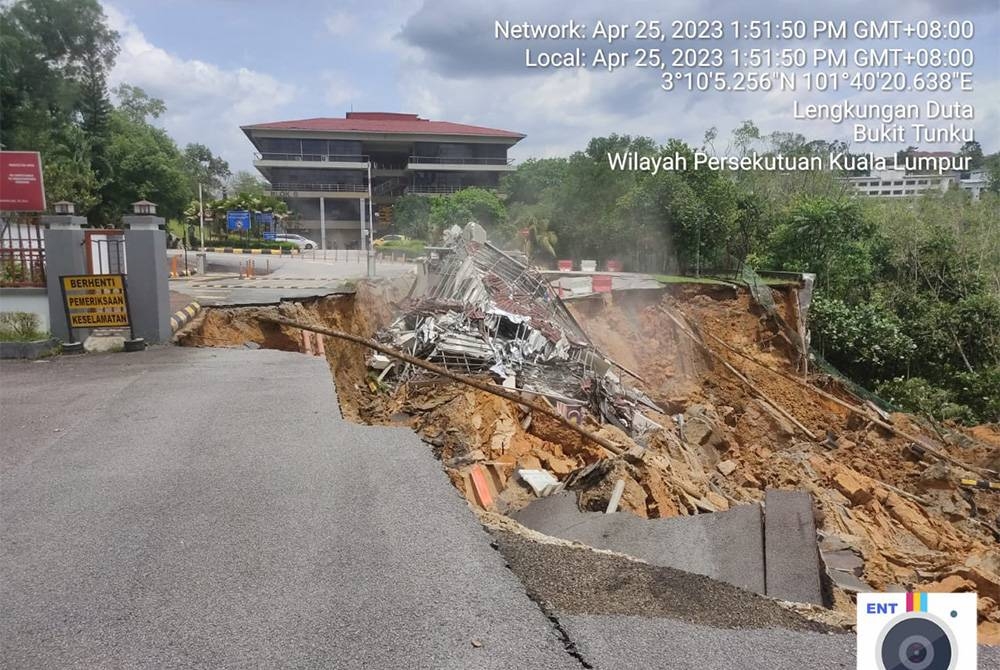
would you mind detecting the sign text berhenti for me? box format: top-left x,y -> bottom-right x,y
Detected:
60,274 -> 134,338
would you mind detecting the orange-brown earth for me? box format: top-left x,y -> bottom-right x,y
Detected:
177,281 -> 1000,641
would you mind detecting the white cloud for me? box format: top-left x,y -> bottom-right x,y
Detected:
325,10 -> 359,37
322,72 -> 360,109
103,2 -> 297,172
393,0 -> 1000,159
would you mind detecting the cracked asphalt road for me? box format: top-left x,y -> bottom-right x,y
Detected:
5,346 -> 996,669
0,348 -> 577,669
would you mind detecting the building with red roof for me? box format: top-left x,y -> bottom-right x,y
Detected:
241,112 -> 525,248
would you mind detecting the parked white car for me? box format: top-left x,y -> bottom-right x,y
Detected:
273,233 -> 318,250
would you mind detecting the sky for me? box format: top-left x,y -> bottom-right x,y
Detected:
103,0 -> 1000,173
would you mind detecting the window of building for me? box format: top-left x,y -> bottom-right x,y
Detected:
258,137 -> 301,155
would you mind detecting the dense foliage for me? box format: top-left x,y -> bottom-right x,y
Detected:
487,130 -> 1000,424
393,188 -> 507,241
0,0 -> 231,223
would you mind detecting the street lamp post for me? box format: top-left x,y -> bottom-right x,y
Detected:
366,161 -> 375,277
198,182 -> 206,251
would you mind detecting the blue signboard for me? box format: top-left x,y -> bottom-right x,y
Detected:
226,210 -> 251,232
263,232 -> 276,241
257,212 -> 273,225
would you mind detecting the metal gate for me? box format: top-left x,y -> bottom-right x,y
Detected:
85,230 -> 127,274
0,218 -> 46,287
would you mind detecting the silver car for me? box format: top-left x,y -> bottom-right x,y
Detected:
273,233 -> 318,250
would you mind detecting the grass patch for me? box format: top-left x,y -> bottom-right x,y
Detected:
378,239 -> 426,257
757,277 -> 801,286
653,274 -> 797,288
0,312 -> 48,342
653,274 -> 733,286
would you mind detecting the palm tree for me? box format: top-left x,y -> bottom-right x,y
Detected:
512,206 -> 558,260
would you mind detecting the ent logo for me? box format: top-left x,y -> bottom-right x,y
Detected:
866,602 -> 900,615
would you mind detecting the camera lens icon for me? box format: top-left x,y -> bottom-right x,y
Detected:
877,613 -> 956,670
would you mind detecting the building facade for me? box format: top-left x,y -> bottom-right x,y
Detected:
841,151 -> 989,201
241,112 -> 525,248
843,169 -> 957,198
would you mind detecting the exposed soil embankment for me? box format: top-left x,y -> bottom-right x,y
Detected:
177,281 -> 1000,641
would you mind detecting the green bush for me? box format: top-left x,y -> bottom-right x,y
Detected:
378,239 -> 426,257
810,294 -> 915,383
0,312 -> 47,342
875,377 -> 975,424
953,367 -> 1000,424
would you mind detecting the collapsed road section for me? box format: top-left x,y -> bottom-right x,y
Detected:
176,225 -> 1000,644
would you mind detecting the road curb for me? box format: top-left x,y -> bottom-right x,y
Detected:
170,301 -> 202,333
205,247 -> 299,255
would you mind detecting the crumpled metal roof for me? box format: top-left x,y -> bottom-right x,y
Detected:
372,230 -> 661,438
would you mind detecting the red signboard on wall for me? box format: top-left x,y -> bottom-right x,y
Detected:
0,151 -> 46,212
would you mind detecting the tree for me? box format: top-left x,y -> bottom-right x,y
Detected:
189,191 -> 289,239
182,143 -> 231,195
731,120 -> 760,157
544,134 -> 657,261
895,145 -> 919,173
509,203 -> 557,259
428,188 -> 507,238
227,170 -> 266,197
38,124 -> 101,212
112,83 -> 166,124
0,0 -> 118,218
613,138 -> 741,273
810,295 -> 915,384
392,194 -> 433,240
500,158 -> 568,204
985,152 -> 1000,194
957,140 -> 984,170
0,0 -> 118,146
101,108 -> 193,220
78,52 -> 116,224
763,197 -> 879,299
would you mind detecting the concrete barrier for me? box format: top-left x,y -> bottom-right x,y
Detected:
169,301 -> 201,333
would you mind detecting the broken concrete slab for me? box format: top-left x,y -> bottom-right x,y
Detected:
517,469 -> 560,497
511,491 -> 766,595
764,490 -> 824,606
821,549 -> 864,575
826,568 -> 870,594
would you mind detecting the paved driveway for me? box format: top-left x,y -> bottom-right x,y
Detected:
0,348 -> 576,669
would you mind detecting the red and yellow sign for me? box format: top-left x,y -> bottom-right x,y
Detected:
60,274 -> 131,328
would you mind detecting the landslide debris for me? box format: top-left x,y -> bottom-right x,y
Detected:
177,274 -> 1000,642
